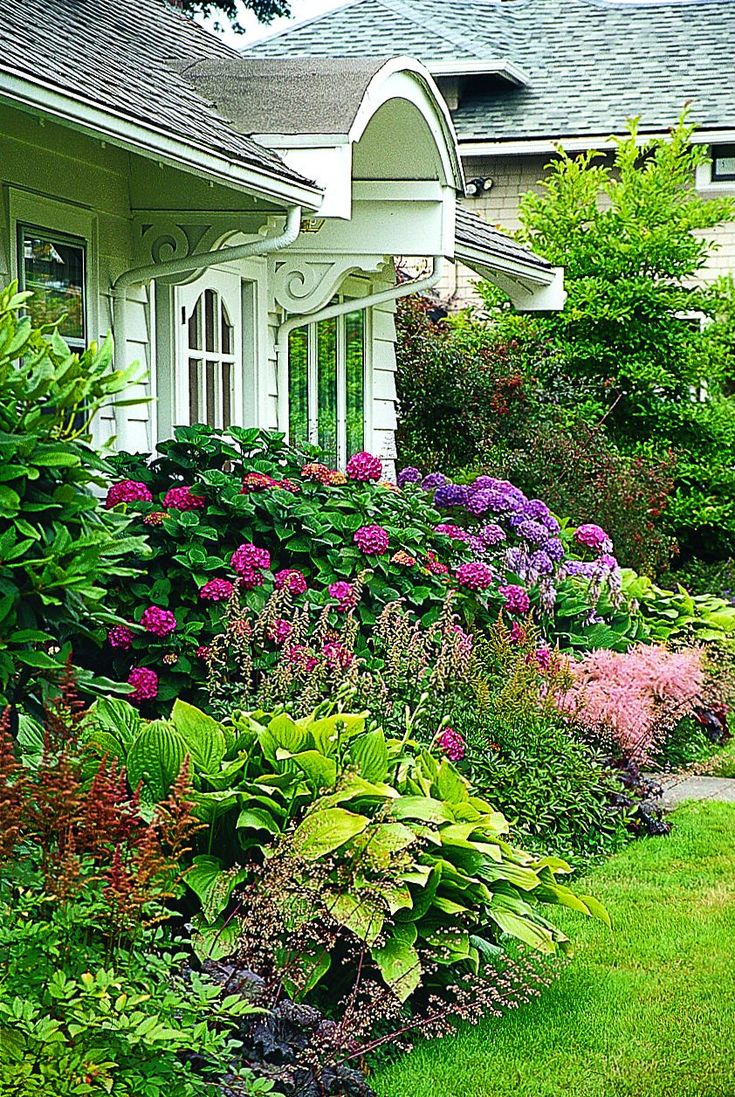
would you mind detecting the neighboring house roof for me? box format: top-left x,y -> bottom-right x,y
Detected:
0,0 -> 320,202
455,207 -> 551,273
246,0 -> 735,144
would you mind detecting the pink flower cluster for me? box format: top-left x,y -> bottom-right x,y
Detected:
275,568 -> 308,595
574,523 -> 611,552
105,480 -> 152,509
163,486 -> 206,511
107,625 -> 134,650
499,584 -> 531,615
435,727 -> 466,762
231,542 -> 271,589
141,605 -> 177,637
329,581 -> 357,611
285,643 -> 318,673
127,666 -> 158,703
435,523 -> 471,542
426,552 -> 450,577
354,525 -> 389,555
323,641 -> 354,670
199,578 -> 234,602
346,450 -> 383,482
559,644 -> 705,763
455,561 -> 495,591
268,618 -> 293,645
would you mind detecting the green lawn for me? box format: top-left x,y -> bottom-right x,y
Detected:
371,802 -> 735,1097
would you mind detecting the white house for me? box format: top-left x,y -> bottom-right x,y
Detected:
0,0 -> 563,468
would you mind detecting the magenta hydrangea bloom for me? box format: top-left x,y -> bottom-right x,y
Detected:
231,542 -> 271,575
163,485 -> 206,511
105,480 -> 152,509
354,524 -> 389,555
140,605 -> 177,637
435,727 -> 466,762
195,645 -> 211,662
285,643 -> 318,673
127,666 -> 159,703
434,523 -> 471,542
199,578 -> 234,602
275,568 -> 308,595
509,621 -> 527,644
107,625 -> 134,650
529,646 -> 552,671
346,450 -> 383,482
455,561 -> 495,591
329,580 -> 357,611
268,618 -> 293,645
574,523 -> 610,552
499,584 -> 531,615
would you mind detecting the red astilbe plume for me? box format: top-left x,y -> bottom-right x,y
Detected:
0,707 -> 25,865
153,760 -> 202,865
78,758 -> 144,856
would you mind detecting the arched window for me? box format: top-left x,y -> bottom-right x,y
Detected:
185,287 -> 235,429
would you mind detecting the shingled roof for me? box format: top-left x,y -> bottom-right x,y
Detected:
0,0 -> 317,197
246,0 -> 735,143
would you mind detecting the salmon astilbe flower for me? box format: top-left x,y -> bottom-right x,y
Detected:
559,644 -> 705,763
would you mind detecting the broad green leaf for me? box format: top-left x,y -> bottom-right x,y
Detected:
186,855 -> 248,922
171,699 -> 226,774
350,729 -> 389,782
390,796 -> 453,824
328,891 -> 385,944
372,924 -> 421,1001
292,807 -> 369,859
84,697 -> 141,752
127,721 -> 187,801
436,760 -> 469,804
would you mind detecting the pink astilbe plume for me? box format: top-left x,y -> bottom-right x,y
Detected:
559,644 -> 705,764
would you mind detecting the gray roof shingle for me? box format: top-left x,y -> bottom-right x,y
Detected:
455,206 -> 552,270
246,0 -> 735,142
0,0 -> 314,190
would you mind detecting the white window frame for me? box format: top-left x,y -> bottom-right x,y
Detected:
695,148 -> 735,196
8,189 -> 99,344
289,302 -> 371,467
175,268 -> 243,431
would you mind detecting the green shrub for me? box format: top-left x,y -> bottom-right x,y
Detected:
78,698 -> 608,1005
0,282 -> 145,709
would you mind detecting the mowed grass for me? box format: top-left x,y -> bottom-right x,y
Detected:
371,802 -> 735,1097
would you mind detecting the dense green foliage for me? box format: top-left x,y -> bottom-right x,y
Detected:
0,283 -> 144,708
373,801 -> 735,1097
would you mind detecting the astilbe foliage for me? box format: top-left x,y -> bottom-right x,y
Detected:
560,643 -> 706,764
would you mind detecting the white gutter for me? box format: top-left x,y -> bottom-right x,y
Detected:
276,256 -> 445,437
0,70 -> 322,209
428,59 -> 530,87
111,206 -> 302,447
458,130 -> 732,158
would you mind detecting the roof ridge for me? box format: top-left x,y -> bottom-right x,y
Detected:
374,0 -> 492,57
242,0 -> 365,52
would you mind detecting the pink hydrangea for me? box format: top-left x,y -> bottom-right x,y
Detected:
435,727 -> 466,762
107,625 -> 134,650
455,561 -> 495,591
105,480 -> 152,509
195,645 -> 211,662
231,542 -> 271,575
329,581 -> 357,611
425,552 -> 450,576
163,485 -> 206,511
199,578 -> 234,602
274,568 -> 308,595
434,523 -> 471,542
322,641 -> 354,670
241,472 -> 279,493
354,525 -> 389,555
140,605 -> 177,637
499,584 -> 531,615
268,618 -> 293,645
574,523 -> 610,552
346,450 -> 383,482
127,666 -> 159,703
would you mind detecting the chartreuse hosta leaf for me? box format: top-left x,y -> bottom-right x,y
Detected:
171,700 -> 226,774
372,924 -> 421,1002
126,721 -> 186,801
293,807 -> 370,859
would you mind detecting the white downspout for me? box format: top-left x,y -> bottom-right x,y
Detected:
276,255 -> 445,438
110,205 -> 302,449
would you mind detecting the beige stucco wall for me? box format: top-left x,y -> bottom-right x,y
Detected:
445,152 -> 735,306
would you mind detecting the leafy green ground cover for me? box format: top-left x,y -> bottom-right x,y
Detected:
708,739 -> 735,778
372,801 -> 735,1097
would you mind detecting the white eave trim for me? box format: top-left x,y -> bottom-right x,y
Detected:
0,68 -> 323,210
457,128 -> 735,158
455,241 -> 555,286
429,59 -> 530,87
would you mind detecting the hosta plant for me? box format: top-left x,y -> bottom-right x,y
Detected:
79,697 -> 609,1004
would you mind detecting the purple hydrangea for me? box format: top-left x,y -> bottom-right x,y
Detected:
517,519 -> 549,545
563,560 -> 598,580
599,553 -> 619,570
574,523 -> 611,552
467,535 -> 488,557
397,466 -> 422,488
434,483 -> 469,508
541,514 -> 561,535
479,523 -> 506,546
543,537 -> 565,562
466,490 -> 497,516
504,546 -> 528,574
455,561 -> 495,591
469,476 -> 498,493
422,472 -> 448,490
499,584 -> 531,615
529,549 -> 554,576
521,499 -> 551,521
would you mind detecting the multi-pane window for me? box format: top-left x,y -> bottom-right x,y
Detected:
712,144 -> 735,182
19,227 -> 86,349
288,308 -> 366,466
179,283 -> 238,427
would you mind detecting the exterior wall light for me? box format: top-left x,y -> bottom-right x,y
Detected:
465,177 -> 494,197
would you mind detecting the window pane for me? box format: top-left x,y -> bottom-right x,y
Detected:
205,289 -> 216,352
22,231 -> 85,343
345,310 -> 365,458
288,327 -> 309,447
188,359 -> 201,423
206,362 -> 217,427
188,299 -> 202,351
221,302 -> 233,355
317,318 -> 338,467
222,361 -> 232,428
